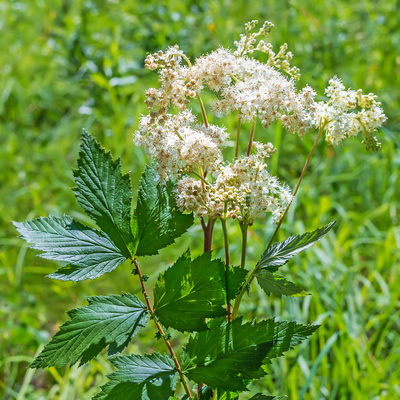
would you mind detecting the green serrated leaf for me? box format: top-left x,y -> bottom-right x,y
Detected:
31,293 -> 148,368
257,221 -> 336,272
255,270 -> 310,298
74,129 -> 136,256
249,395 -> 287,400
153,251 -> 247,332
13,214 -> 127,282
135,165 -> 194,257
182,317 -> 319,391
93,353 -> 178,400
225,266 -> 249,302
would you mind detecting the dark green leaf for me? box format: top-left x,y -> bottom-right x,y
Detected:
182,317 -> 319,391
257,221 -> 336,272
153,251 -> 247,332
255,270 -> 309,298
13,214 -> 127,282
73,129 -> 136,256
225,266 -> 249,302
135,165 -> 194,257
31,293 -> 148,368
93,353 -> 178,400
199,386 -> 214,400
249,395 -> 287,400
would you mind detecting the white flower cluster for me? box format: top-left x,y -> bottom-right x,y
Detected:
135,21 -> 387,224
135,110 -> 227,181
176,144 -> 291,224
212,58 -> 317,136
313,77 -> 387,150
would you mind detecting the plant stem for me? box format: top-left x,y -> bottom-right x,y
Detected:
132,258 -> 192,399
220,218 -> 231,322
232,125 -> 325,319
230,221 -> 249,319
197,94 -> 209,128
266,124 -> 324,249
240,222 -> 248,270
203,218 -> 216,252
246,117 -> 256,156
235,118 -> 241,159
173,52 -> 208,129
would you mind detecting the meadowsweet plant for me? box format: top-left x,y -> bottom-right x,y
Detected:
14,20 -> 386,399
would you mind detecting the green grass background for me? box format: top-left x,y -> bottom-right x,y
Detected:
1,0 -> 399,399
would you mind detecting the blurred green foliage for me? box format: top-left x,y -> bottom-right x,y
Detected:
1,0 -> 399,399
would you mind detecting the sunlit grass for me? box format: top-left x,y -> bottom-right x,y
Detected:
1,0 -> 399,398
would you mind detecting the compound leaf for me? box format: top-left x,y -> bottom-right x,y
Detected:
73,129 -> 136,256
255,270 -> 309,298
153,251 -> 247,332
135,165 -> 193,257
93,353 -> 178,400
257,221 -> 336,272
31,293 -> 148,368
182,318 -> 319,391
13,214 -> 127,282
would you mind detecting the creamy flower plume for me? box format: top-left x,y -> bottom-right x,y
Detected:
212,58 -> 317,135
135,110 -> 227,181
137,21 -> 387,226
314,77 -> 387,150
176,148 -> 291,224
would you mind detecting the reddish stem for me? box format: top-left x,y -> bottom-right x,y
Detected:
133,259 -> 192,399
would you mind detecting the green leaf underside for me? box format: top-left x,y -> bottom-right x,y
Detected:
182,317 -> 319,391
31,293 -> 148,368
135,165 -> 194,257
256,271 -> 309,298
153,251 -> 248,332
93,353 -> 178,400
73,129 -> 136,256
13,214 -> 127,282
257,221 -> 336,272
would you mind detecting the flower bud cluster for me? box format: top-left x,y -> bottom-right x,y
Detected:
144,45 -> 183,70
314,77 -> 387,150
234,20 -> 274,57
234,20 -> 300,80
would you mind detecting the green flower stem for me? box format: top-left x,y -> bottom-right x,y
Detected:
240,222 -> 248,270
133,258 -> 192,399
197,94 -> 209,128
232,124 -> 326,319
231,221 -> 249,319
175,52 -> 209,128
189,168 -> 209,187
220,217 -> 232,322
266,124 -> 325,249
235,117 -> 241,159
246,117 -> 256,156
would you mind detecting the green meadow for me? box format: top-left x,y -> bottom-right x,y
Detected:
1,0 -> 399,398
